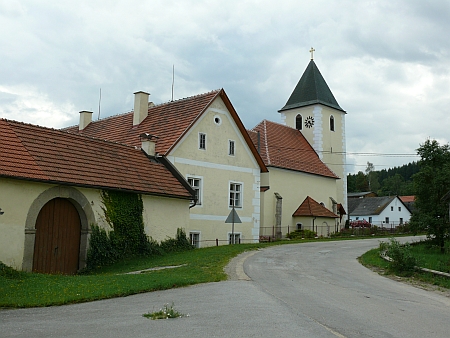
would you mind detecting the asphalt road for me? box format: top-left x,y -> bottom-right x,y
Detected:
1,236 -> 449,337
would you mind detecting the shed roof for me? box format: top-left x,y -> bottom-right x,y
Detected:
293,196 -> 339,218
0,119 -> 193,199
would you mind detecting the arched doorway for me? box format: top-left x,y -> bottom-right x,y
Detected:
32,198 -> 81,274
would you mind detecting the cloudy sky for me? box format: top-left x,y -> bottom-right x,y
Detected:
1,0 -> 449,173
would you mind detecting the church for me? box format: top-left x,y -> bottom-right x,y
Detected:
251,51 -> 347,238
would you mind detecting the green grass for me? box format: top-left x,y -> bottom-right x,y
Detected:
0,243 -> 273,308
359,241 -> 450,289
0,234 -> 431,309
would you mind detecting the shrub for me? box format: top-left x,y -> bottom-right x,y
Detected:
286,229 -> 317,239
379,238 -> 417,275
160,228 -> 194,253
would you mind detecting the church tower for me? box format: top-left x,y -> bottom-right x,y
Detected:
278,49 -> 347,219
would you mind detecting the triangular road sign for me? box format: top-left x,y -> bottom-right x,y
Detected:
225,208 -> 242,223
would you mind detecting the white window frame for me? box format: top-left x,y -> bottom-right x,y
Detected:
190,232 -> 200,248
199,133 -> 206,150
228,140 -> 235,156
229,181 -> 243,209
228,232 -> 241,245
187,176 -> 203,206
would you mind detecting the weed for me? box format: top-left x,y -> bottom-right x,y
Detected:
379,238 -> 418,275
143,302 -> 188,320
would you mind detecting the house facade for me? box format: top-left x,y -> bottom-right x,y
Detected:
348,196 -> 411,228
0,119 -> 194,273
66,89 -> 267,247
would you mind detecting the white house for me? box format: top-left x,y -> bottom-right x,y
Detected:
347,196 -> 411,228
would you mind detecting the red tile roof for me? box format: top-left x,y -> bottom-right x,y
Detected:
0,119 -> 193,199
64,89 -> 267,172
399,196 -> 415,203
293,196 -> 339,218
249,120 -> 338,178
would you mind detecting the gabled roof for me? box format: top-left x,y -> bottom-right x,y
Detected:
293,196 -> 338,218
348,191 -> 378,198
64,89 -> 267,172
0,119 -> 194,199
249,120 -> 338,178
279,60 -> 345,113
347,196 -> 409,216
399,195 -> 415,203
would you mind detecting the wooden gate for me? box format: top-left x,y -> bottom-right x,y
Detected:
33,198 -> 81,274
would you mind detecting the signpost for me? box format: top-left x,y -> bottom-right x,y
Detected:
225,206 -> 241,244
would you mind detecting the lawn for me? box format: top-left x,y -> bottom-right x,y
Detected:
0,242 -> 272,308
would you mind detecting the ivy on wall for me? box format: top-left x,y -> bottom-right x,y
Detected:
85,190 -> 193,272
100,190 -> 147,256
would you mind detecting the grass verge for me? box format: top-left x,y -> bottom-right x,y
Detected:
0,242 -> 273,308
359,241 -> 450,289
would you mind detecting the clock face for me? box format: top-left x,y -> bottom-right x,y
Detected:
305,116 -> 314,128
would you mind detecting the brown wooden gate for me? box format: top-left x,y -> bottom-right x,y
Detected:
33,198 -> 81,274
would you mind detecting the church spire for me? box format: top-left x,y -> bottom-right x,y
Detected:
279,51 -> 345,113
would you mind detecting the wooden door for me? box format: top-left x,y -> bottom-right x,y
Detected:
33,198 -> 81,274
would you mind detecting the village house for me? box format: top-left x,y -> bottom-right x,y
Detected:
0,119 -> 194,273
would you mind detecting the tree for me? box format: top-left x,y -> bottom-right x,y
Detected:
410,139 -> 450,253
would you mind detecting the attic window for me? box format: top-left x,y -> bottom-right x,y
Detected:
214,115 -> 222,125
199,133 -> 206,150
296,114 -> 302,130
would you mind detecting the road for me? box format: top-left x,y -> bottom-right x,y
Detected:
1,236 -> 450,337
244,236 -> 450,337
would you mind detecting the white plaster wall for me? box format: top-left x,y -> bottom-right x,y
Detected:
351,198 -> 412,228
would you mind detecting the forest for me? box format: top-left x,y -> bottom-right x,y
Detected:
347,161 -> 419,196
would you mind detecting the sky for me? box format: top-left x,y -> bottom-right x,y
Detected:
1,0 -> 449,174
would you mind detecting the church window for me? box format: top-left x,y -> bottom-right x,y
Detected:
330,115 -> 335,131
295,114 -> 302,130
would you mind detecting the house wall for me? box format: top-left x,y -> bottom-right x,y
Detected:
0,177 -> 190,271
350,198 -> 411,228
168,97 -> 261,246
280,104 -> 347,221
292,216 -> 338,237
260,167 -> 339,237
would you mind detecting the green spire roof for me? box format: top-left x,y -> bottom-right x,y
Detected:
279,60 -> 345,113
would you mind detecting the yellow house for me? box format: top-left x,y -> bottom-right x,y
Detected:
66,89 -> 268,247
0,119 -> 194,273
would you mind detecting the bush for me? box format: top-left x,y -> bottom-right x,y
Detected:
379,238 -> 418,275
287,229 -> 317,239
160,228 -> 194,253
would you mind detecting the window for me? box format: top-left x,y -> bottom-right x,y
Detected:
228,233 -> 241,244
229,182 -> 242,208
368,217 -> 372,223
400,218 -> 403,225
190,232 -> 200,248
296,223 -> 302,231
295,114 -> 302,130
229,140 -> 235,156
199,133 -> 206,150
391,206 -> 394,211
330,115 -> 335,131
385,217 -> 390,224
187,177 -> 202,205
398,207 -> 401,212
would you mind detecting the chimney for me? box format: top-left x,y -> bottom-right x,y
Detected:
140,133 -> 158,156
79,111 -> 93,131
133,91 -> 150,126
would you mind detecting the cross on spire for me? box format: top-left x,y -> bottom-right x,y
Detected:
309,47 -> 315,60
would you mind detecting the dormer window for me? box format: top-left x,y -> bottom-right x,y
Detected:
330,115 -> 335,131
296,114 -> 303,130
